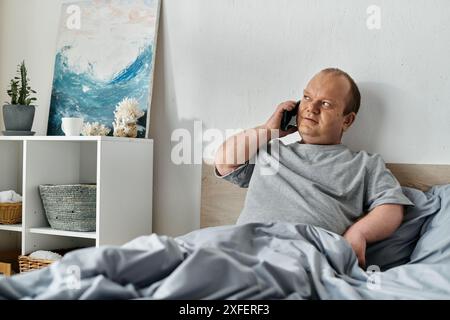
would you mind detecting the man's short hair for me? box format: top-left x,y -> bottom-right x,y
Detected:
320,68 -> 361,115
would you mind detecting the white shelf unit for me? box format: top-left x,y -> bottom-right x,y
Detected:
0,136 -> 153,255
0,224 -> 22,232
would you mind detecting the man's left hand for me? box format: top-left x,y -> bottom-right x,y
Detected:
343,228 -> 367,268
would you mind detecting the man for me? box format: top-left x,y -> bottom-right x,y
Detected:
214,68 -> 413,268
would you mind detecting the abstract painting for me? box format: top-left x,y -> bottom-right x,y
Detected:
47,0 -> 160,138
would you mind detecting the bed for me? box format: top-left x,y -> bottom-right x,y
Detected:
0,162 -> 450,299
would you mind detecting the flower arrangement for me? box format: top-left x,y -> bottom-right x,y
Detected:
81,121 -> 111,136
112,97 -> 144,138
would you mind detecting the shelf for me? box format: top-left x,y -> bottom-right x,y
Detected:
0,136 -> 152,144
0,224 -> 22,232
29,227 -> 97,239
0,137 -> 153,254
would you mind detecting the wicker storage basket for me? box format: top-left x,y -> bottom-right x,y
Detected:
0,202 -> 22,224
39,184 -> 96,232
18,255 -> 55,273
18,248 -> 79,273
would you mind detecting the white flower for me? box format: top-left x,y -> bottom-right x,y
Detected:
112,97 -> 145,138
113,97 -> 144,125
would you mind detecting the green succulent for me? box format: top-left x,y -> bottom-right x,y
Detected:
6,61 -> 37,106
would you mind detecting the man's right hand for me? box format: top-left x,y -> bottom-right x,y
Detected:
215,100 -> 299,176
263,100 -> 299,138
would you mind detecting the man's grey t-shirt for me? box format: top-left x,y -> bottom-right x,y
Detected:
215,140 -> 413,235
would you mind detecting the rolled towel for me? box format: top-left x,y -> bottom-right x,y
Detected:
29,250 -> 63,261
0,190 -> 13,202
0,190 -> 22,203
11,192 -> 22,202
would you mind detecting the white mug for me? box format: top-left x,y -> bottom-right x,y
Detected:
61,117 -> 83,136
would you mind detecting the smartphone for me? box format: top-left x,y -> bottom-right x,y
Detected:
280,100 -> 300,131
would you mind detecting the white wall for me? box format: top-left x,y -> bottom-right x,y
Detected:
1,0 -> 450,236
0,0 -> 61,134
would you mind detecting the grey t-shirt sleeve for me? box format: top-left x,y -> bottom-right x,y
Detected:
364,155 -> 414,212
214,161 -> 255,188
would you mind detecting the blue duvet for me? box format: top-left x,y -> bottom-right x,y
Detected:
0,185 -> 449,299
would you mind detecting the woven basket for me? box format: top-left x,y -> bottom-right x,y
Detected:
18,255 -> 55,273
39,184 -> 96,232
18,248 -> 79,273
0,202 -> 22,224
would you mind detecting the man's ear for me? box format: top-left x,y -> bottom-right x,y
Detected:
343,112 -> 356,131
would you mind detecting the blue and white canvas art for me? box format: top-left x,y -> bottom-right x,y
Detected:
47,0 -> 160,138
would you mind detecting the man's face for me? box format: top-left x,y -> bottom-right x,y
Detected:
297,71 -> 356,145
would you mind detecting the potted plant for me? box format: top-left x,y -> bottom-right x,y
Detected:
2,61 -> 37,134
